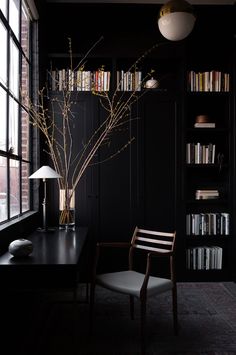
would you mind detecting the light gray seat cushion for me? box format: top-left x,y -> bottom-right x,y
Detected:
96,270 -> 173,298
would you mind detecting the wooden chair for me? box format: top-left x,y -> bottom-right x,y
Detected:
89,226 -> 178,354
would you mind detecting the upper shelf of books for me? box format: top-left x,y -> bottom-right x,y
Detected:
187,70 -> 230,93
46,56 -> 182,93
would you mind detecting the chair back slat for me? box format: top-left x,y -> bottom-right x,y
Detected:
134,244 -> 172,253
136,236 -> 173,246
138,228 -> 174,238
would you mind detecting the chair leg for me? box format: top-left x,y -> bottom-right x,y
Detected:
89,282 -> 96,335
130,295 -> 134,320
140,299 -> 146,355
172,286 -> 178,335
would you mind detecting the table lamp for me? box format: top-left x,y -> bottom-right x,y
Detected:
29,165 -> 61,232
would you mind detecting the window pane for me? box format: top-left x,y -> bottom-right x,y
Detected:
22,162 -> 30,212
0,157 -> 8,222
0,87 -> 7,152
0,0 -> 7,17
9,96 -> 19,155
10,158 -> 20,217
10,0 -> 20,40
21,3 -> 30,59
0,20 -> 7,86
10,39 -> 19,98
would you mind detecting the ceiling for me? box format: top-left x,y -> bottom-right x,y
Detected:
46,0 -> 235,4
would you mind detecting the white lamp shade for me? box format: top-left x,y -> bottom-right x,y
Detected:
29,165 -> 61,179
158,11 -> 196,41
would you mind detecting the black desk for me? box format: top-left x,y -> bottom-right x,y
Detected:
0,227 -> 88,289
0,227 -> 89,353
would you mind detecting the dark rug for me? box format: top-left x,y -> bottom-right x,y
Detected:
13,282 -> 236,355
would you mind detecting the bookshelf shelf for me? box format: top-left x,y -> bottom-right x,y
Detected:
186,199 -> 228,204
185,165 -> 228,172
187,235 -> 230,241
187,128 -> 228,133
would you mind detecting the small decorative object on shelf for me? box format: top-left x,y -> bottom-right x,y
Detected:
8,239 -> 33,257
195,114 -> 209,123
194,114 -> 215,128
195,189 -> 219,200
145,77 -> 159,89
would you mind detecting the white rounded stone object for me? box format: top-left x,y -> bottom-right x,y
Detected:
8,239 -> 33,257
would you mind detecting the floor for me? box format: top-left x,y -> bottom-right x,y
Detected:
5,282 -> 235,355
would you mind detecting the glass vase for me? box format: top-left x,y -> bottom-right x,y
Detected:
59,188 -> 75,231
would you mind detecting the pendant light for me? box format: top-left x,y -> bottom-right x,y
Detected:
158,0 -> 196,41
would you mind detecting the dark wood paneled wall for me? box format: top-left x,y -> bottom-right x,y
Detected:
36,2 -> 235,281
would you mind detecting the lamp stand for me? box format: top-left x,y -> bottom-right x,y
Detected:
37,178 -> 55,233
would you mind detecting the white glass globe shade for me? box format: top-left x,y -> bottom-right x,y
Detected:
158,11 -> 196,41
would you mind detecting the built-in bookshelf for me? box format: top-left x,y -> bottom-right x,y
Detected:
183,63 -> 233,278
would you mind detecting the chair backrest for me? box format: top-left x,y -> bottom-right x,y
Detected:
131,226 -> 176,253
129,227 -> 176,274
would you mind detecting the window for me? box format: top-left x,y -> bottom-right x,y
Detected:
0,0 -> 33,223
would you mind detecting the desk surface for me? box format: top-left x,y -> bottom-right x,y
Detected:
0,227 -> 88,265
0,227 -> 89,289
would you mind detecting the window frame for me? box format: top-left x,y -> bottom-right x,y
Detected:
0,0 -> 37,226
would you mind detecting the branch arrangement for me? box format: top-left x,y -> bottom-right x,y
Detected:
21,38 -> 161,226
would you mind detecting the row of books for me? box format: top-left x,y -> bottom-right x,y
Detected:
195,189 -> 219,200
186,246 -> 223,270
187,70 -> 230,92
186,142 -> 216,164
116,70 -> 142,91
186,212 -> 230,236
48,69 -> 111,92
47,68 -> 143,92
